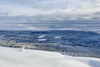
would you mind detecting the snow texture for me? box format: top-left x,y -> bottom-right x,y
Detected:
0,47 -> 100,67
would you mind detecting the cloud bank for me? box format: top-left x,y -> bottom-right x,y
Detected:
0,0 -> 100,33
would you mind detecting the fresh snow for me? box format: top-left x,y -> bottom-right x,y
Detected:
38,35 -> 46,38
0,47 -> 100,67
38,39 -> 46,41
55,36 -> 61,39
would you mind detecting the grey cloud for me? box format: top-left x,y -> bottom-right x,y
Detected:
94,12 -> 100,15
0,12 -> 100,23
0,0 -> 100,32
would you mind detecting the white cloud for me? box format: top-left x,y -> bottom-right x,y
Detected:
0,0 -> 100,16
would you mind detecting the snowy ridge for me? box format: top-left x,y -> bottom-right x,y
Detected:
0,47 -> 100,67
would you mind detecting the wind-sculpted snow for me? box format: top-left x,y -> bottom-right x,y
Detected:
0,47 -> 100,67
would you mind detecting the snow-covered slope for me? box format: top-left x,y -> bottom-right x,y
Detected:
0,47 -> 100,67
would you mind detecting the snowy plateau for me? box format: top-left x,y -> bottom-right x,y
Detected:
0,46 -> 100,67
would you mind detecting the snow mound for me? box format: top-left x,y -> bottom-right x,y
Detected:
0,47 -> 100,67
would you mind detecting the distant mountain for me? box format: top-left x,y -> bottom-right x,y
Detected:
0,30 -> 100,58
0,30 -> 100,47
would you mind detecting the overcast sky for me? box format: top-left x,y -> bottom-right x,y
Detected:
0,0 -> 100,32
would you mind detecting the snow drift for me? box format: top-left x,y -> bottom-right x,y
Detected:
0,46 -> 100,67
